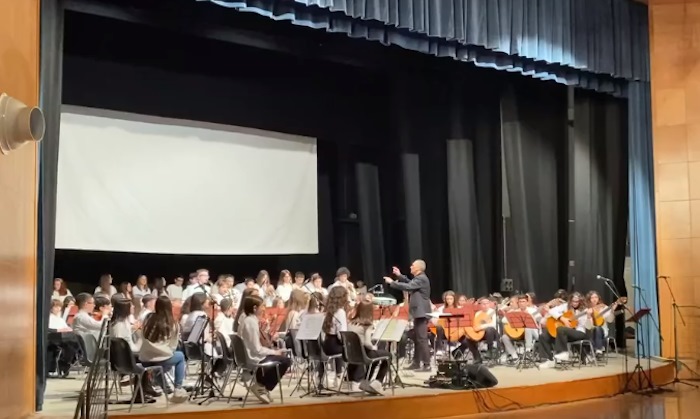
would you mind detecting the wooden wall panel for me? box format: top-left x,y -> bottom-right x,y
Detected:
650,0 -> 700,365
0,0 -> 40,417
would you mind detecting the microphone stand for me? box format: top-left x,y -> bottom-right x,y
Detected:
661,276 -> 700,387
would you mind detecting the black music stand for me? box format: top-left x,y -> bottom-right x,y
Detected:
450,311 -> 470,361
505,311 -> 539,370
624,308 -> 655,394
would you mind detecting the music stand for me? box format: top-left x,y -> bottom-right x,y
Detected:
449,310 -> 469,360
293,314 -> 337,398
374,318 -> 409,391
505,311 -> 539,370
624,308 -> 654,393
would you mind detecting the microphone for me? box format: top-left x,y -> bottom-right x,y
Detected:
596,275 -> 612,282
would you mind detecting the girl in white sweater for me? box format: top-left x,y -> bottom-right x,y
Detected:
139,296 -> 188,403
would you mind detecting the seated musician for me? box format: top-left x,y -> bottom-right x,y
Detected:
456,294 -> 469,308
239,296 -> 292,404
453,297 -> 498,363
233,288 -> 260,332
586,291 -> 621,356
72,293 -> 105,338
47,299 -> 79,377
501,295 -> 542,362
321,286 -> 349,388
348,301 -> 390,395
282,289 -> 308,348
431,291 -> 457,344
537,292 -> 589,368
138,294 -> 156,323
139,296 -> 189,403
214,298 -> 235,346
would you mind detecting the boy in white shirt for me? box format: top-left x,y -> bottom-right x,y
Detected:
72,293 -> 105,339
139,294 -> 156,323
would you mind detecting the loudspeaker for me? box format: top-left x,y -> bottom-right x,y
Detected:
0,92 -> 45,154
465,364 -> 498,388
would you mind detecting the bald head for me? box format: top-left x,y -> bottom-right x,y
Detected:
410,259 -> 426,276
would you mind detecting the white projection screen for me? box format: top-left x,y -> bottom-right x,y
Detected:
56,106 -> 318,255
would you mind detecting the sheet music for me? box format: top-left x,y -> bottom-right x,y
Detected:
373,318 -> 407,342
296,313 -> 324,340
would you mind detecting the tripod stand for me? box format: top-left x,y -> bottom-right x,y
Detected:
661,276 -> 700,388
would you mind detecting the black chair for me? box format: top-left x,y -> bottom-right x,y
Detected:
339,331 -> 393,395
228,334 -> 284,406
214,331 -> 236,390
109,338 -> 169,411
305,337 -> 343,391
75,332 -> 98,373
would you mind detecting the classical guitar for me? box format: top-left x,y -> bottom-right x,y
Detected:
591,297 -> 627,327
546,309 -> 587,338
464,311 -> 493,341
503,319 -> 525,340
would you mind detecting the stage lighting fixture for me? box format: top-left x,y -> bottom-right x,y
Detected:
0,92 -> 46,154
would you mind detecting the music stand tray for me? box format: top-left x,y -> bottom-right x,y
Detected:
504,311 -> 539,371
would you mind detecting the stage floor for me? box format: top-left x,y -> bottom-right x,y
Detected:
37,355 -> 674,419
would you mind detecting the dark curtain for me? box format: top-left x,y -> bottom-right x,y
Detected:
500,82 -> 567,299
204,0 -> 649,92
37,0 -> 64,411
316,173 -> 337,279
355,162 -> 386,287
572,90 -> 629,299
401,153 -> 423,262
627,81 -> 660,356
447,139 -> 487,297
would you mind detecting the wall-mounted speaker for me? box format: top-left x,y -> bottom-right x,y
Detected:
0,92 -> 46,154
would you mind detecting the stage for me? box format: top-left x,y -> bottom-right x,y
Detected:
37,355 -> 674,419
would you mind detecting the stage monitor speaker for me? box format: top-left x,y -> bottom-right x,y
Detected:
0,92 -> 45,154
466,364 -> 498,388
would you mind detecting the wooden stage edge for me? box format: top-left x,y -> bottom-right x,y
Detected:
119,362 -> 674,419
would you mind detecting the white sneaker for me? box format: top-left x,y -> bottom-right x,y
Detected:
370,380 -> 383,394
538,360 -> 556,369
595,349 -> 603,356
349,381 -> 362,392
170,388 -> 189,403
554,352 -> 570,362
248,383 -> 270,404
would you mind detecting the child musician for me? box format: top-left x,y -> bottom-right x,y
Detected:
139,296 -> 189,403
238,296 -> 292,404
72,293 -> 106,338
538,292 -> 589,368
321,286 -> 349,388
586,291 -> 621,356
47,299 -> 79,377
110,297 -> 162,399
453,297 -> 498,363
348,301 -> 390,395
500,295 -> 542,362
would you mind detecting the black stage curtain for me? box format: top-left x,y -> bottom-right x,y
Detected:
572,90 -> 629,299
447,139 -> 487,298
401,153 -> 423,262
500,82 -> 567,299
37,0 -> 64,411
355,162 -> 386,287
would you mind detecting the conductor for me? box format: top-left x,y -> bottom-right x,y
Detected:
384,259 -> 431,372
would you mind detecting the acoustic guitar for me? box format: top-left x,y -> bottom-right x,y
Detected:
591,297 -> 627,327
546,309 -> 585,338
503,322 -> 525,340
464,311 -> 493,341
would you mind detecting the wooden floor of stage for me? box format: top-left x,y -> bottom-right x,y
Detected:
37,355 -> 674,419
